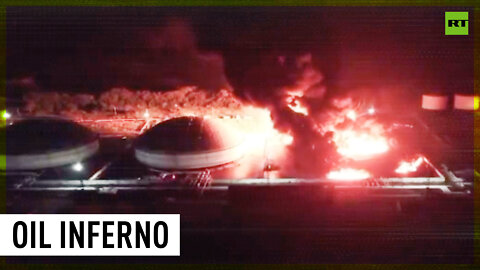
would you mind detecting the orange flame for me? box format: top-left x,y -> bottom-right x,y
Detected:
395,156 -> 425,175
333,127 -> 389,160
281,54 -> 324,116
285,90 -> 309,116
217,105 -> 293,161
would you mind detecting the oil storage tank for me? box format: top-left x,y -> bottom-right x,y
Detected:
1,117 -> 99,170
134,117 -> 245,170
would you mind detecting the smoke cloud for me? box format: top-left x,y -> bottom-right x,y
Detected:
28,17 -> 231,92
16,18 -> 351,177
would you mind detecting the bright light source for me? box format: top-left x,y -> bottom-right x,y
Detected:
72,162 -> 83,172
346,110 -> 357,121
368,107 -> 375,115
326,168 -> 371,181
474,96 -> 479,110
334,130 -> 389,160
395,156 -> 424,175
2,110 -> 11,120
282,134 -> 294,145
143,109 -> 150,118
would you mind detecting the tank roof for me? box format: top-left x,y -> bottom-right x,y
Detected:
135,116 -> 243,154
2,117 -> 97,155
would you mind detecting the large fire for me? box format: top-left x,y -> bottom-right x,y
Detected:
22,84 -> 426,181
313,100 -> 390,161
330,122 -> 389,161
273,55 -> 391,178
21,55 -> 424,181
321,107 -> 390,179
285,95 -> 391,180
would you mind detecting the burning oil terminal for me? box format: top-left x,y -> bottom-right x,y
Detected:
3,8 -> 476,264
1,50 -> 477,184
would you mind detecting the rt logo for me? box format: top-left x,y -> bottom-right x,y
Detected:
445,12 -> 468,35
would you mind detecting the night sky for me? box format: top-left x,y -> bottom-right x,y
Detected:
7,6 -> 474,100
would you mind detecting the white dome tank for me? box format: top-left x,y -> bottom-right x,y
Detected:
1,118 -> 99,170
134,117 -> 245,170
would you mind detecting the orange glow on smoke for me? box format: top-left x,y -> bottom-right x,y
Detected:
395,156 -> 425,175
326,168 -> 371,181
282,53 -> 324,116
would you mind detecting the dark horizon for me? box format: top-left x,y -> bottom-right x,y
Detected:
7,6 -> 474,98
